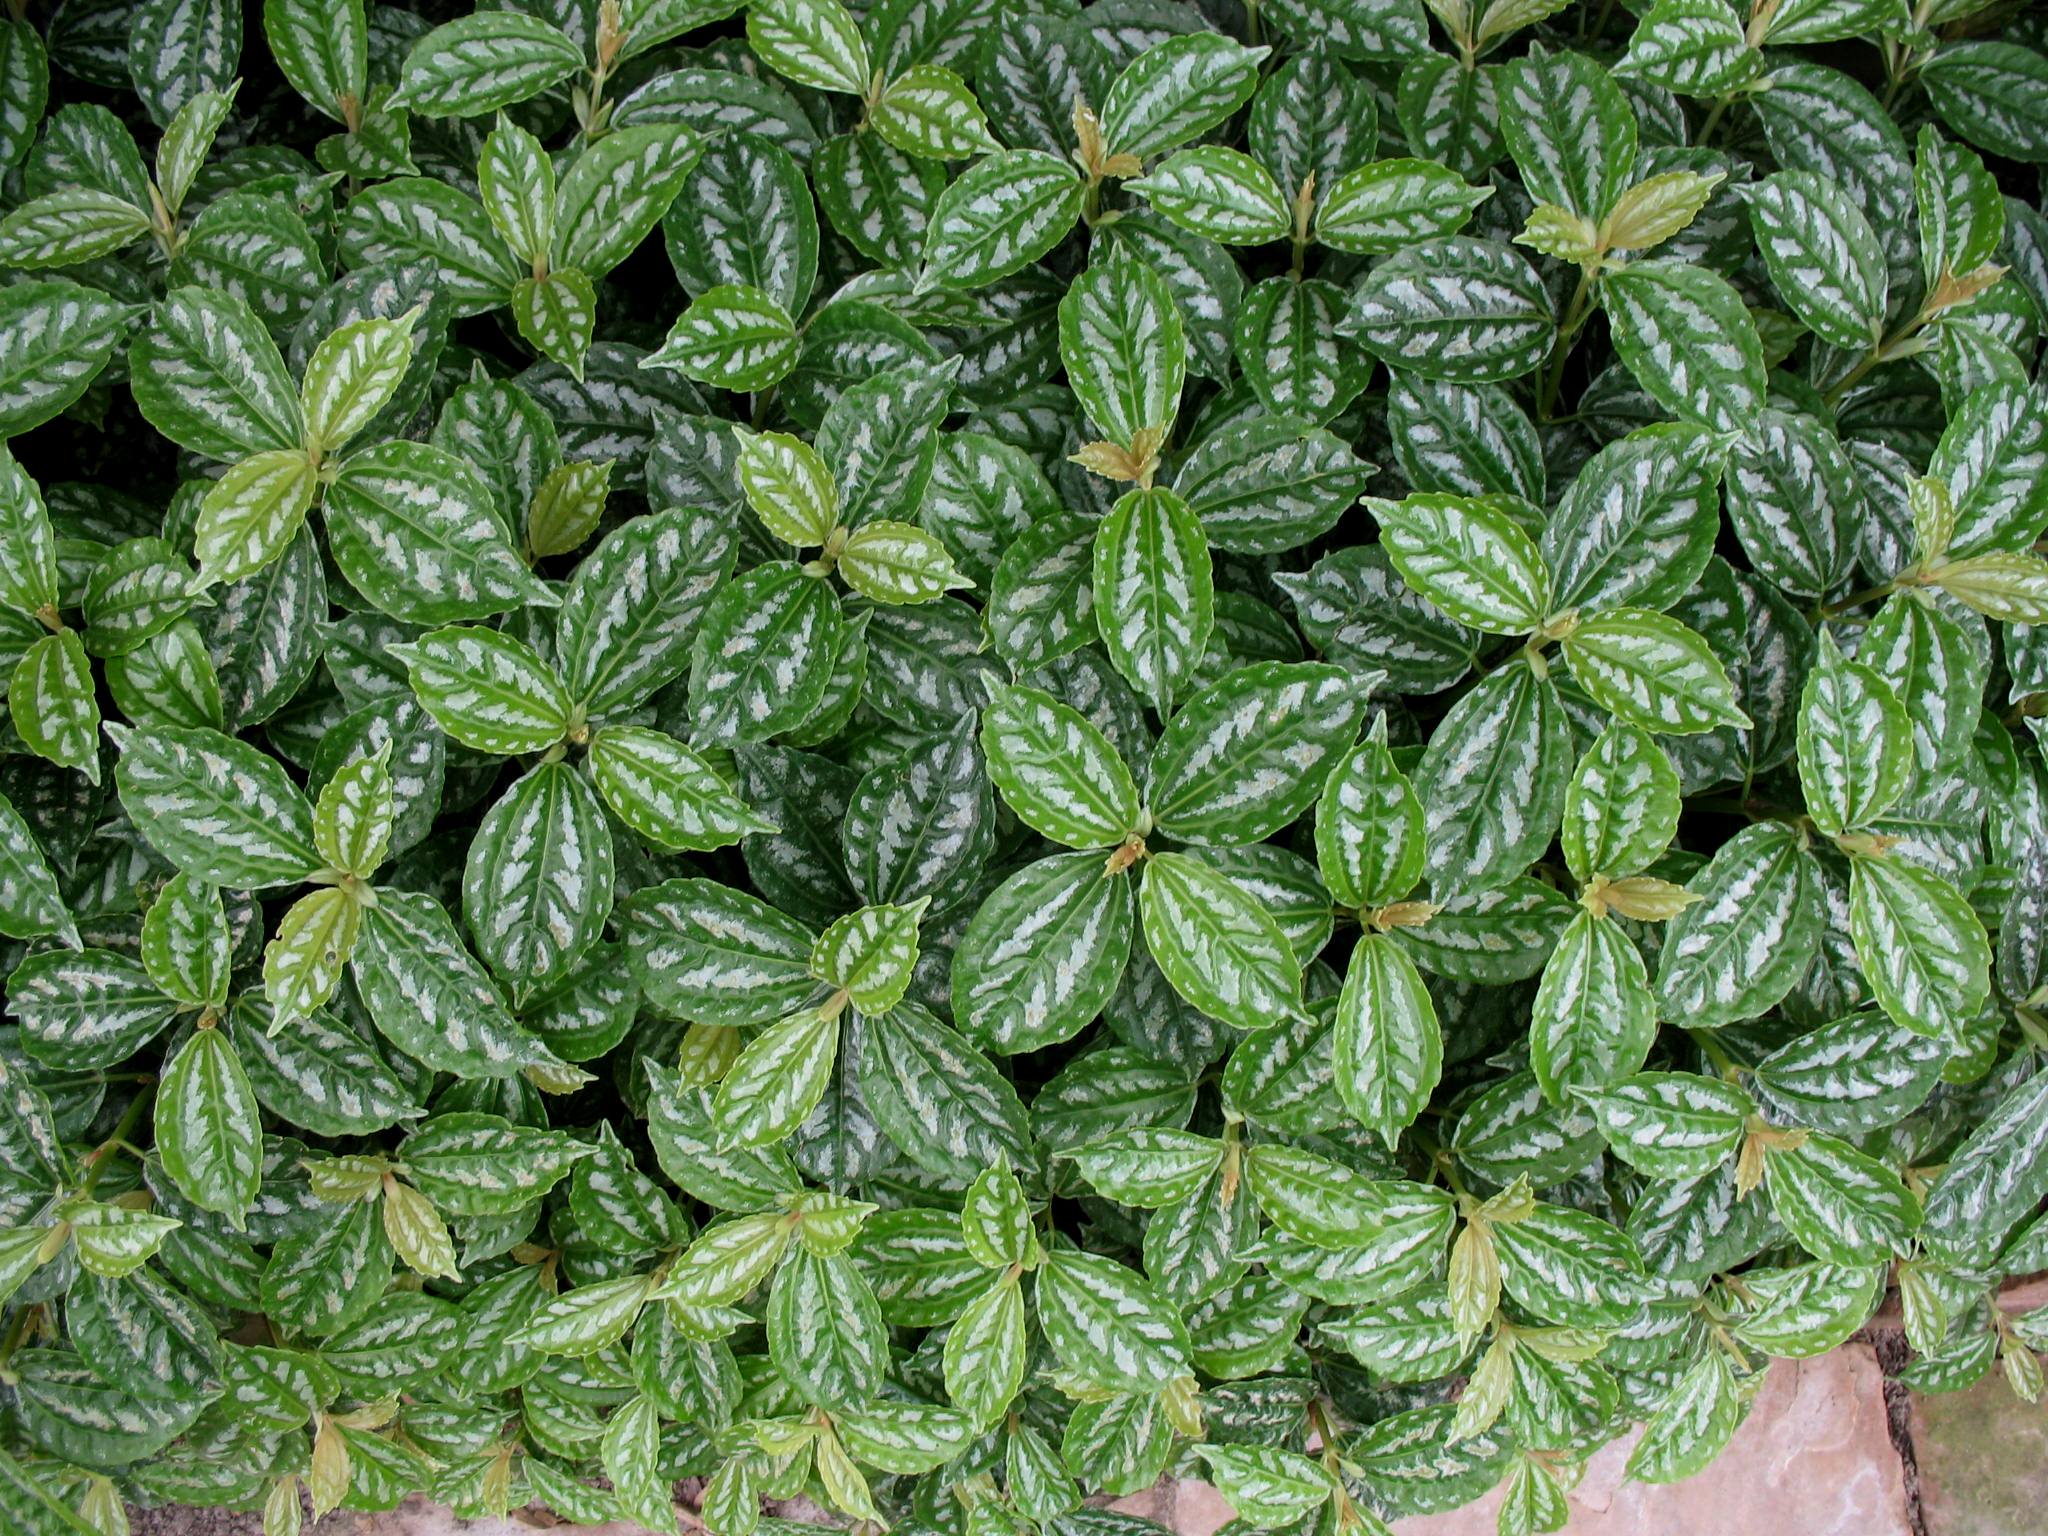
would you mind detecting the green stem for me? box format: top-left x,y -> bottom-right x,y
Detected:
79,1084 -> 157,1198
1823,310 -> 1934,409
1817,577 -> 1900,619
1688,1030 -> 1741,1079
0,1306 -> 31,1374
1537,266 -> 1600,422
1695,95 -> 1732,146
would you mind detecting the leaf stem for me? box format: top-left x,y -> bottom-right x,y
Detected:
79,1083 -> 157,1198
1816,577 -> 1899,619
1695,96 -> 1733,146
1537,266 -> 1599,422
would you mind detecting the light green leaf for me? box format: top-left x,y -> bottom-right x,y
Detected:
1561,607 -> 1750,735
1141,851 -> 1304,1033
395,12 -> 583,117
734,426 -> 839,547
590,725 -> 776,852
1315,158 -> 1491,254
1335,933 -> 1442,1148
812,900 -> 926,1015
872,66 -> 1000,160
644,283 -> 801,392
839,521 -> 972,605
1093,486 -> 1214,714
155,1027 -> 262,1226
389,626 -> 572,756
1367,492 -> 1549,635
712,1008 -> 838,1148
195,449 -> 318,590
110,723 -> 319,887
263,887 -> 361,1025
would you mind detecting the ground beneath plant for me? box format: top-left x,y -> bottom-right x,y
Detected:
128,1311 -> 2048,1536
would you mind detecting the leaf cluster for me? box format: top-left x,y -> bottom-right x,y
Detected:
0,1 -> 2046,1534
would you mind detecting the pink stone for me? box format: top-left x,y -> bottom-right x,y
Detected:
1390,1345 -> 1911,1536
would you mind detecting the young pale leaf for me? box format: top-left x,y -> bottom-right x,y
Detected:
813,900 -> 926,1015
734,427 -> 839,547
871,66 -> 1000,160
945,1274 -> 1027,1426
263,887 -> 361,1025
301,314 -> 418,459
195,450 -> 318,590
838,522 -> 972,605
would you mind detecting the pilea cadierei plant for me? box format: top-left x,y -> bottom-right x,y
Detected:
0,0 -> 2045,1534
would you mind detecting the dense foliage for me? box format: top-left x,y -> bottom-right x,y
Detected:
0,0 -> 2045,1532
